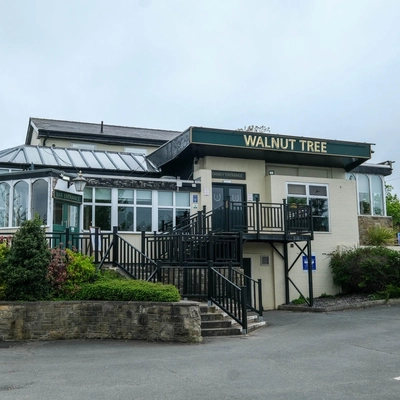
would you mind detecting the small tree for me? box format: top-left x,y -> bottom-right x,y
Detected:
0,216 -> 52,300
386,184 -> 400,230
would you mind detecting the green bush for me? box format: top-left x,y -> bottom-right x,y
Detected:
64,248 -> 96,291
367,225 -> 396,246
73,277 -> 180,302
330,246 -> 400,294
0,217 -> 52,301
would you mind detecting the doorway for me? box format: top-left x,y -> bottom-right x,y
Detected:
53,201 -> 80,247
212,183 -> 246,231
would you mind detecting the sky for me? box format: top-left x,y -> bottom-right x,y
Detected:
1,0 -> 399,194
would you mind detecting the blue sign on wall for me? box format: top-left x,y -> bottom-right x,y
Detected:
302,254 -> 316,272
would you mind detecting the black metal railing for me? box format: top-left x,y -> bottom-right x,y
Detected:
143,231 -> 242,266
208,262 -> 248,333
160,199 -> 313,237
111,232 -> 157,280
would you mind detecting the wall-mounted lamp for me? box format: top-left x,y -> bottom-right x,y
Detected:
268,170 -> 275,175
68,171 -> 87,192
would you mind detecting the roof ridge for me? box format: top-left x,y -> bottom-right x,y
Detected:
30,117 -> 181,133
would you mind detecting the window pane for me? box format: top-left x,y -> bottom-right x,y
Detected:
95,188 -> 111,203
176,192 -> 190,207
158,208 -> 173,231
159,191 -> 173,206
32,179 -> 48,224
136,208 -> 151,231
358,175 -> 370,215
176,209 -> 190,226
95,206 -> 111,230
13,181 -> 28,226
137,190 -> 152,205
0,182 -> 10,227
288,184 -> 306,195
83,205 -> 92,230
287,197 -> 307,206
371,176 -> 383,216
84,187 -> 93,202
309,185 -> 327,196
310,198 -> 329,231
118,189 -> 134,204
118,206 -> 134,231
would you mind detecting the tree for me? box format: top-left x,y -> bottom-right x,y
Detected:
237,125 -> 271,133
0,216 -> 51,300
386,184 -> 400,229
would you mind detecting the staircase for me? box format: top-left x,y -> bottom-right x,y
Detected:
200,304 -> 266,337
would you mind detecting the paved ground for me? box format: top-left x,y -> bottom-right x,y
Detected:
1,304 -> 400,400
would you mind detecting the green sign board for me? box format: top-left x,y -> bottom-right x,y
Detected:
191,127 -> 371,158
54,190 -> 82,204
212,170 -> 246,180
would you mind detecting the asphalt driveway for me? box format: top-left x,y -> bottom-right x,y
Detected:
1,304 -> 400,400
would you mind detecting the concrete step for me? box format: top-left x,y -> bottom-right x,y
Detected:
201,326 -> 243,337
199,303 -> 266,337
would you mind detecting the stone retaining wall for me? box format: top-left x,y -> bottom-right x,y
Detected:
358,216 -> 393,245
0,301 -> 202,343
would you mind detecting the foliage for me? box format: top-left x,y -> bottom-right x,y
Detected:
0,216 -> 52,301
366,225 -> 396,246
64,248 -> 96,292
291,295 -> 308,305
47,246 -> 96,297
377,284 -> 400,301
73,275 -> 180,302
237,125 -> 271,133
47,245 -> 68,296
329,246 -> 400,294
386,184 -> 400,229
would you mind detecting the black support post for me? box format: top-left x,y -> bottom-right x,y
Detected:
307,239 -> 314,307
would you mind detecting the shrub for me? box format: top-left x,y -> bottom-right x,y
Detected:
47,245 -> 68,296
0,216 -> 52,300
330,246 -> 400,294
64,248 -> 96,292
74,277 -> 180,302
367,225 -> 396,246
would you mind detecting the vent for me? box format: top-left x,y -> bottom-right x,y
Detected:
260,255 -> 270,266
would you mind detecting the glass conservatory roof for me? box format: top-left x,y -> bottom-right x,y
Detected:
0,145 -> 158,173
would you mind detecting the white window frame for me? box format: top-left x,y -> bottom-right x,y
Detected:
286,182 -> 330,233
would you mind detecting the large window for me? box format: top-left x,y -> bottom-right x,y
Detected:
84,188 -> 191,232
346,173 -> 385,216
0,182 -> 10,227
117,189 -> 152,232
287,183 -> 329,232
83,188 -> 112,230
13,181 -> 28,227
32,179 -> 48,223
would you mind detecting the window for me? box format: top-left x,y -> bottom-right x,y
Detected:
13,181 -> 29,226
346,173 -> 385,216
83,188 -> 112,230
0,182 -> 10,227
32,179 -> 48,223
158,191 -> 190,231
117,189 -> 152,232
287,183 -> 329,232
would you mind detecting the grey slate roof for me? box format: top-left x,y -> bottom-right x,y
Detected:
27,118 -> 182,144
0,145 -> 158,174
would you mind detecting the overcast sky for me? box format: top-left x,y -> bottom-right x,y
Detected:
1,0 -> 399,194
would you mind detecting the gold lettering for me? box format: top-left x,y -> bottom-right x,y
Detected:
280,138 -> 289,150
244,135 -> 257,147
271,137 -> 280,149
321,142 -> 327,153
314,141 -> 320,152
289,139 -> 296,150
264,137 -> 271,148
307,141 -> 314,152
256,136 -> 264,147
300,140 -> 307,151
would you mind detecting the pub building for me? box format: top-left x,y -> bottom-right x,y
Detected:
0,118 -> 393,310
